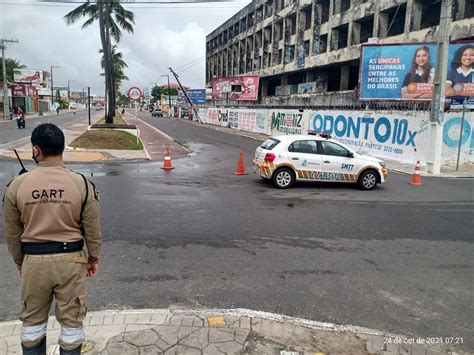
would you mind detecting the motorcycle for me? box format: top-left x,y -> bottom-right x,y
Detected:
16,112 -> 26,129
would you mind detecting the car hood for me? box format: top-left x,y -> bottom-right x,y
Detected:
356,153 -> 384,165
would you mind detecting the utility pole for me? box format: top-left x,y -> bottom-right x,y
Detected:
168,67 -> 202,123
427,0 -> 452,174
67,79 -> 75,103
1,38 -> 18,121
161,74 -> 173,117
88,87 -> 91,126
50,65 -> 60,110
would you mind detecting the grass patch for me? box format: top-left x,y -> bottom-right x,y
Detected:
70,130 -> 143,150
96,110 -> 127,125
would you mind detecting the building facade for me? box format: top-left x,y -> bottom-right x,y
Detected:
206,0 -> 474,106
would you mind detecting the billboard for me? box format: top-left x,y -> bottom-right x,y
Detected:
178,89 -> 206,105
212,76 -> 259,101
359,41 -> 474,101
14,69 -> 43,84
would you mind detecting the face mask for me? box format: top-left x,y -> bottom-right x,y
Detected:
32,148 -> 39,164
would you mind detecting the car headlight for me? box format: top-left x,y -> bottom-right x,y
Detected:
379,161 -> 386,168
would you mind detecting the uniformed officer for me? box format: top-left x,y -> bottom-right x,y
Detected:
3,123 -> 102,355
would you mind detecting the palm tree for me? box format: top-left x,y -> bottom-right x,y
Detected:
100,46 -> 129,95
64,0 -> 134,123
0,58 -> 26,82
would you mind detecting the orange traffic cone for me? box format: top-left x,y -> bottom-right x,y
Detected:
409,160 -> 423,186
233,152 -> 248,175
161,148 -> 175,170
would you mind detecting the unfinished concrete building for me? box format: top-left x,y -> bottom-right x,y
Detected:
206,0 -> 474,106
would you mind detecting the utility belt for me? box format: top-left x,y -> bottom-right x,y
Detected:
22,240 -> 84,255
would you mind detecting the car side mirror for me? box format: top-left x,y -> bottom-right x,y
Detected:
348,152 -> 354,158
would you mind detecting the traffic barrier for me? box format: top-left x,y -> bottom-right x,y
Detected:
233,152 -> 248,175
409,160 -> 423,186
161,148 -> 175,170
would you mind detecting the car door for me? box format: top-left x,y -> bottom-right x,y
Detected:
286,140 -> 322,180
318,141 -> 359,182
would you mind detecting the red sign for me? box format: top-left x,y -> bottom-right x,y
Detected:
128,87 -> 142,101
11,84 -> 27,97
212,76 -> 259,101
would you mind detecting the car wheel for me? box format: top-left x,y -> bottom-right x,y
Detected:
272,168 -> 295,189
358,170 -> 378,190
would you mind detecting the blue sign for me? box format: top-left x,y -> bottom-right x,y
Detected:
359,42 -> 474,101
178,89 -> 206,105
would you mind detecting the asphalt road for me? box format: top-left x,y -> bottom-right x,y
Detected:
0,113 -> 473,351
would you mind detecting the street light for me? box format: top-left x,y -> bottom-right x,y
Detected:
160,74 -> 172,117
50,66 -> 60,106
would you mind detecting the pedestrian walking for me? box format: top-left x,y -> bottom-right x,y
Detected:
56,106 -> 60,115
3,123 -> 102,355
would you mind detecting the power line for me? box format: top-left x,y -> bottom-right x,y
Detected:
0,1 -> 247,7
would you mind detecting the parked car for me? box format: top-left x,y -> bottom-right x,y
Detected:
252,132 -> 388,190
151,108 -> 163,117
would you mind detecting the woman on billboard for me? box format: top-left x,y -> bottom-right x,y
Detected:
445,44 -> 474,97
401,46 -> 434,99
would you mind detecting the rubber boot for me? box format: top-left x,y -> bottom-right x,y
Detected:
59,344 -> 82,355
21,337 -> 46,355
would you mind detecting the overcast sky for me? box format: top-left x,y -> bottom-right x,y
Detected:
1,0 -> 250,96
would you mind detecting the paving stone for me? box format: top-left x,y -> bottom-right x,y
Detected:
104,341 -> 139,355
2,335 -> 19,347
250,317 -> 263,333
209,328 -> 234,343
113,314 -> 126,325
179,328 -> 209,350
164,344 -> 201,354
151,311 -> 169,325
12,324 -> 22,335
208,316 -> 226,327
82,315 -> 92,327
240,317 -> 251,330
8,344 -> 22,355
192,317 -> 204,327
136,313 -> 153,324
139,344 -> 163,354
202,343 -> 227,354
212,340 -> 243,354
108,333 -> 125,344
224,316 -> 240,328
154,326 -> 181,347
167,315 -> 184,327
366,335 -> 386,353
103,314 -> 115,325
124,329 -> 159,347
87,324 -> 126,352
0,324 -> 16,337
125,313 -> 139,324
0,338 -> 7,355
155,338 -> 172,352
181,316 -> 198,327
89,314 -> 104,326
126,324 -> 152,332
260,319 -> 286,339
234,329 -> 250,345
177,326 -> 200,340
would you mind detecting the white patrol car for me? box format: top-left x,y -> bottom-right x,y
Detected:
252,132 -> 388,190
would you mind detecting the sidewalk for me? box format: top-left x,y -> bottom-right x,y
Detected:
0,112 -> 188,163
0,308 -> 463,355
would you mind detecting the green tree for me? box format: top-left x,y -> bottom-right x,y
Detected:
151,85 -> 178,102
100,45 -> 129,95
64,0 -> 134,123
0,58 -> 26,82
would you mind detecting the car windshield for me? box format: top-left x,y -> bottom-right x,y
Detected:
260,138 -> 280,150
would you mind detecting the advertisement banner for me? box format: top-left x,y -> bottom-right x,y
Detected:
13,69 -> 43,84
442,112 -> 474,164
359,41 -> 474,101
255,110 -> 270,134
178,89 -> 206,105
228,109 -> 239,129
11,84 -> 27,97
238,110 -> 257,132
212,76 -> 259,101
269,110 -> 308,135
307,111 -> 429,163
198,108 -> 209,124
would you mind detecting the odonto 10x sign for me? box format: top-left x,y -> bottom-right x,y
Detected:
128,87 -> 142,101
